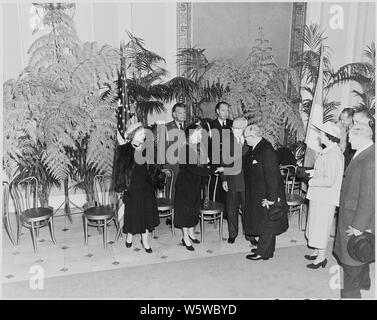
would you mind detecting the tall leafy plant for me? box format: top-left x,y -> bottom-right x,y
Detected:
3,3 -> 119,205
296,23 -> 340,123
165,47 -> 224,120
209,28 -> 304,147
328,42 -> 375,116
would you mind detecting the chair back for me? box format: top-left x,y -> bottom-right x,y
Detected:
93,175 -> 114,207
207,174 -> 220,202
160,168 -> 174,200
3,181 -> 10,218
280,165 -> 297,194
11,177 -> 39,215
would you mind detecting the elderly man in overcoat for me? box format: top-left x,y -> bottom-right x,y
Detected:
333,123 -> 375,299
243,125 -> 289,260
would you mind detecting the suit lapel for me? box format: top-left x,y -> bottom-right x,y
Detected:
345,145 -> 374,175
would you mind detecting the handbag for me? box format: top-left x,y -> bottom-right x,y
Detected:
149,164 -> 166,189
266,200 -> 287,221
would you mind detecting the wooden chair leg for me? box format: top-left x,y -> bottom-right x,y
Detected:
200,214 -> 205,243
30,221 -> 37,253
103,218 -> 108,249
49,218 -> 57,244
36,224 -> 40,238
219,212 -> 223,240
171,209 -> 175,237
83,216 -> 88,245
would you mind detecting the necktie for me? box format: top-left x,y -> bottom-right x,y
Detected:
179,123 -> 183,130
222,121 -> 226,128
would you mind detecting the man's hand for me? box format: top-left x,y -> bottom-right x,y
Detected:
261,199 -> 274,209
346,225 -> 362,237
215,167 -> 224,174
222,181 -> 228,192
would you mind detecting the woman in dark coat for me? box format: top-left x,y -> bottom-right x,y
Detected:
243,124 -> 288,260
174,122 -> 223,251
115,123 -> 159,253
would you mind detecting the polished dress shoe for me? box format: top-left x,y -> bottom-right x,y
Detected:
304,254 -> 317,261
250,238 -> 258,246
228,237 -> 235,244
306,258 -> 327,269
125,241 -> 132,248
189,236 -> 200,244
181,239 -> 195,251
246,253 -> 269,261
140,240 -> 152,253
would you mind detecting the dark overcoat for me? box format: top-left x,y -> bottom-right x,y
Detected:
243,138 -> 288,236
333,144 -> 375,266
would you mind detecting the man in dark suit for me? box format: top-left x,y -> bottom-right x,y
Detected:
164,103 -> 187,225
221,117 -> 249,244
207,102 -> 233,216
243,124 -> 288,260
333,123 -> 375,299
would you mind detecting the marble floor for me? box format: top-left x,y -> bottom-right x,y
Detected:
2,210 -> 375,299
2,209 -> 306,283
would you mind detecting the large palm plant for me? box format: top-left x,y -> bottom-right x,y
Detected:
165,47 -> 224,120
327,42 -> 375,116
123,32 -> 169,124
296,23 -> 340,123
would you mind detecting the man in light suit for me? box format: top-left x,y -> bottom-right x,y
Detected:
333,123 -> 375,299
164,103 -> 187,225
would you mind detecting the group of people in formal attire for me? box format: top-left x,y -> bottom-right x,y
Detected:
114,101 -> 375,299
304,107 -> 375,298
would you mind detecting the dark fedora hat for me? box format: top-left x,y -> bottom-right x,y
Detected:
347,232 -> 375,263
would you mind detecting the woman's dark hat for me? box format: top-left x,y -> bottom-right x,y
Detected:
347,232 -> 375,263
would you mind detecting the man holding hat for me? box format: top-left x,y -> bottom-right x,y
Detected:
243,124 -> 288,260
333,123 -> 375,299
221,117 -> 256,245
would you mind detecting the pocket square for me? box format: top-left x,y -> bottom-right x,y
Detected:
252,160 -> 258,164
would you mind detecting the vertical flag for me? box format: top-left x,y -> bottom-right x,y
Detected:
304,45 -> 324,167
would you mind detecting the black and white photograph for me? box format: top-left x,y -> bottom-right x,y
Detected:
0,0 -> 375,302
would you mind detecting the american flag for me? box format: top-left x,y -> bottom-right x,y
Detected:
117,40 -> 129,139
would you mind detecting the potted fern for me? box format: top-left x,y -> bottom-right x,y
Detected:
3,3 -> 119,209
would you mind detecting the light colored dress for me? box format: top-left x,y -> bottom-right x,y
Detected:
306,143 -> 344,249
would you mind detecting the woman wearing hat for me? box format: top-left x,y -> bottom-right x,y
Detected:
305,122 -> 344,268
116,123 -> 159,253
174,121 -> 223,251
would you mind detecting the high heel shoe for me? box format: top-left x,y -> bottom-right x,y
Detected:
181,239 -> 195,251
189,236 -> 200,244
140,240 -> 152,253
306,258 -> 327,269
304,254 -> 317,261
125,241 -> 132,248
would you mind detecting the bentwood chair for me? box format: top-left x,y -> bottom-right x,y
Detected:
83,175 -> 120,248
199,174 -> 224,243
280,165 -> 305,231
10,177 -> 57,253
3,181 -> 16,245
154,168 -> 175,237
